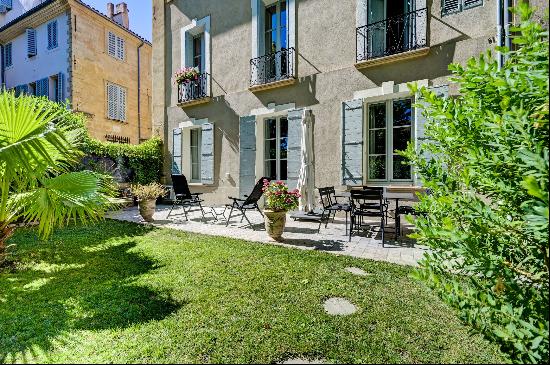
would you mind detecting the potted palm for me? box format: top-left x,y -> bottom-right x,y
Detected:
131,183 -> 166,222
262,179 -> 300,241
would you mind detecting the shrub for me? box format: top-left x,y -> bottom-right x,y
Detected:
402,4 -> 548,363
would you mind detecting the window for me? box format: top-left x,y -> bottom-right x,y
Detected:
26,28 -> 37,57
190,128 -> 202,182
192,34 -> 202,72
107,83 -> 127,122
442,0 -> 483,16
4,43 -> 12,67
28,82 -> 36,96
0,0 -> 13,12
47,21 -> 58,50
264,116 -> 288,181
366,98 -> 413,182
264,0 -> 287,55
108,32 -> 125,60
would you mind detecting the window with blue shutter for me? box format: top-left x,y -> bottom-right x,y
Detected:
442,0 -> 483,16
47,21 -> 58,50
26,28 -> 37,57
463,0 -> 483,9
4,43 -> 12,67
287,109 -> 304,191
341,99 -> 364,185
35,78 -> 49,97
0,0 -> 13,12
201,122 -> 215,185
56,72 -> 65,102
239,116 -> 257,198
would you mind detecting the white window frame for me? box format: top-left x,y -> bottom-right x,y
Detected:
106,82 -> 127,122
364,96 -> 415,184
251,0 -> 295,61
263,116 -> 288,182
107,31 -> 125,61
180,16 -> 210,93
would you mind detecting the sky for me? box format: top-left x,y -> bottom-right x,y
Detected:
82,0 -> 152,41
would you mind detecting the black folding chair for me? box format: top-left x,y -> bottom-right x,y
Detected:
395,189 -> 431,237
349,189 -> 386,246
167,174 -> 207,221
226,177 -> 271,229
318,187 -> 351,234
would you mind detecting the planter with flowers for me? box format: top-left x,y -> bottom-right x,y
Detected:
174,66 -> 200,84
262,179 -> 300,241
131,183 -> 166,222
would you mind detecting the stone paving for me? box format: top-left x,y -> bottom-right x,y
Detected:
108,204 -> 429,267
323,297 -> 358,316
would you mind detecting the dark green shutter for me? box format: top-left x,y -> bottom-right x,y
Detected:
341,99 -> 364,185
287,108 -> 304,190
239,116 -> 257,198
201,121 -> 215,185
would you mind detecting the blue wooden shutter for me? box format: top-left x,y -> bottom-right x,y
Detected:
26,28 -> 37,57
341,99 -> 364,185
0,0 -> 13,11
47,21 -> 58,49
56,72 -> 65,102
172,128 -> 182,174
4,43 -> 12,67
201,121 -> 215,185
287,108 -> 304,190
414,85 -> 449,183
38,78 -> 49,97
239,115 -> 257,198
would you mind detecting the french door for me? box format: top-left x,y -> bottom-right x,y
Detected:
264,117 -> 288,181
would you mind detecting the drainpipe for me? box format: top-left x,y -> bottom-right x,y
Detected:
496,0 -> 504,70
503,0 -> 512,56
137,41 -> 144,143
1,45 -> 5,89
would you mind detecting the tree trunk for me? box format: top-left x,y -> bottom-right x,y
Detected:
0,225 -> 15,265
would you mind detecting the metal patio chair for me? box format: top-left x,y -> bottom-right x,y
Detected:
226,177 -> 271,229
349,189 -> 386,246
167,174 -> 207,221
361,186 -> 389,224
318,186 -> 351,234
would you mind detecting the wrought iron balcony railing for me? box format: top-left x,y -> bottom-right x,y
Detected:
178,72 -> 210,104
250,47 -> 295,87
356,8 -> 428,63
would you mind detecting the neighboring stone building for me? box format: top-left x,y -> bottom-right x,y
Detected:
0,0 -> 152,144
152,0 -> 547,204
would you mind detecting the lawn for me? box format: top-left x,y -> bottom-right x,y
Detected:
0,220 -> 507,364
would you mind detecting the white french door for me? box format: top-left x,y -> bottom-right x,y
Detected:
264,116 -> 288,181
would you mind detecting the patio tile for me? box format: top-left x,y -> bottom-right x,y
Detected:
108,205 -> 428,267
323,297 -> 358,315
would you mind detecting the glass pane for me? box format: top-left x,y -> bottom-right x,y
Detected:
265,139 -> 277,159
393,127 -> 411,152
265,5 -> 276,31
266,119 -> 277,139
369,155 -> 386,180
190,129 -> 198,147
192,163 -> 200,181
265,160 -> 277,180
368,103 -> 386,129
393,155 -> 411,180
280,118 -> 288,137
280,137 -> 288,159
369,130 -> 386,155
393,99 -> 412,126
280,159 -> 287,181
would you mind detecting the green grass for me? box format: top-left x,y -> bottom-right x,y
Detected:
0,220 -> 507,364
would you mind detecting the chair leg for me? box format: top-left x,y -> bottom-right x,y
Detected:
226,206 -> 235,227
198,203 -> 206,222
242,210 -> 253,229
325,211 -> 331,228
182,205 -> 189,221
345,211 -> 348,236
349,216 -> 353,242
381,216 -> 385,248
256,205 -> 264,217
396,213 -> 401,238
167,199 -> 178,218
332,211 -> 336,223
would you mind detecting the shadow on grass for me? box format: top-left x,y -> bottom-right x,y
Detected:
0,221 -> 181,362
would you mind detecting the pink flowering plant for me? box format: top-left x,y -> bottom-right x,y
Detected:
174,66 -> 200,84
262,179 -> 300,212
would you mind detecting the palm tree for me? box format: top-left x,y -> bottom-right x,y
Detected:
0,91 -> 117,265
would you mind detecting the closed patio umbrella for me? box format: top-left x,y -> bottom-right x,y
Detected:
297,109 -> 315,212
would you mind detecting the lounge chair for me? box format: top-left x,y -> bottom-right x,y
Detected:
167,174 -> 207,221
226,177 -> 271,229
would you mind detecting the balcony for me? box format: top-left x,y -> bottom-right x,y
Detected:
249,47 -> 296,92
356,8 -> 429,69
177,72 -> 211,107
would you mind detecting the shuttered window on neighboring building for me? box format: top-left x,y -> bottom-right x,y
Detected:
26,28 -> 37,57
47,20 -> 58,50
463,0 -> 483,9
0,0 -> 13,11
4,43 -> 12,67
107,82 -> 127,122
442,0 -> 483,16
108,31 -> 125,60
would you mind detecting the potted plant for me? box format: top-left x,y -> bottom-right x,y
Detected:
131,182 -> 166,222
262,179 -> 300,241
174,66 -> 200,84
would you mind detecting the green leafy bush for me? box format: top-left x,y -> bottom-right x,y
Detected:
403,5 -> 548,364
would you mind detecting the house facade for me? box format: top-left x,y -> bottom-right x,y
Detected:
152,0 -> 547,204
0,0 -> 152,144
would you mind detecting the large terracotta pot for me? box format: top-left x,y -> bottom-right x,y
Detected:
264,209 -> 287,241
139,199 -> 156,222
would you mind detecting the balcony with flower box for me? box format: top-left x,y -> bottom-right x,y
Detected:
176,68 -> 211,108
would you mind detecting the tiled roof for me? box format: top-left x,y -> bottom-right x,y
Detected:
0,0 -> 151,45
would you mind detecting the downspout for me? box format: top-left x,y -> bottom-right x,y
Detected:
503,0 -> 512,56
1,45 -> 4,89
137,41 -> 144,143
496,0 -> 504,70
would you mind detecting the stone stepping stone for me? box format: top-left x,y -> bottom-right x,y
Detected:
344,267 -> 371,276
323,297 -> 357,316
280,358 -> 325,364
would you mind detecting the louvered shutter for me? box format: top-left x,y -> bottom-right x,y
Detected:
117,37 -> 125,60
463,0 -> 483,9
108,32 -> 116,57
47,21 -> 58,49
201,122 -> 215,185
107,83 -> 117,119
287,108 -> 304,190
118,87 -> 126,121
56,73 -> 65,102
4,43 -> 12,67
441,0 -> 461,15
172,128 -> 182,174
0,1 -> 13,10
239,115 -> 257,198
26,28 -> 37,57
341,99 -> 364,185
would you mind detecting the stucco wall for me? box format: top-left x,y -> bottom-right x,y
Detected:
70,1 -> 152,144
154,0 -> 547,205
3,11 -> 69,98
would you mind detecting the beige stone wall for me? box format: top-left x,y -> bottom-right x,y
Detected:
154,0 -> 548,205
70,0 -> 152,144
